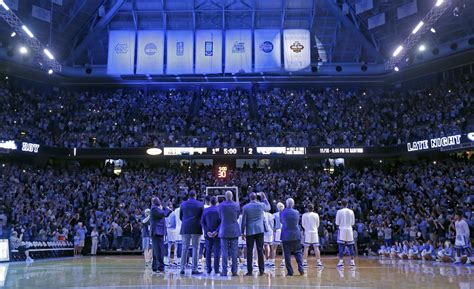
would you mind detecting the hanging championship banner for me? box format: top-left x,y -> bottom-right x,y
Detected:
136,30 -> 164,75
254,30 -> 281,72
107,30 -> 136,75
195,30 -> 222,74
166,30 -> 194,74
225,30 -> 252,73
283,29 -> 311,72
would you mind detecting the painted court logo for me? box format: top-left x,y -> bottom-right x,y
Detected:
260,41 -> 273,53
232,42 -> 245,53
290,41 -> 304,53
176,42 -> 184,56
114,43 -> 128,54
144,43 -> 157,56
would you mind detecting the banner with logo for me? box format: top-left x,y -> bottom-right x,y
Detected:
107,30 -> 136,75
283,29 -> 311,72
195,30 -> 222,74
136,30 -> 164,75
254,30 -> 281,72
225,30 -> 252,73
166,30 -> 194,74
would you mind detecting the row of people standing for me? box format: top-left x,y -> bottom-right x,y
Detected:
145,190 -> 357,275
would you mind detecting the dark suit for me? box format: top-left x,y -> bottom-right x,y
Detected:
280,207 -> 304,276
179,198 -> 204,271
201,205 -> 221,273
150,205 -> 171,272
218,200 -> 241,275
241,199 -> 270,274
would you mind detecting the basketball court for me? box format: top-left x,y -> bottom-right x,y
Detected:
2,256 -> 472,288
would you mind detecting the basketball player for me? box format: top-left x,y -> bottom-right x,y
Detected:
335,199 -> 356,268
141,209 -> 152,266
264,211 -> 275,267
271,202 -> 285,268
453,211 -> 471,265
302,204 -> 323,267
173,204 -> 183,266
166,203 -> 178,267
238,212 -> 247,266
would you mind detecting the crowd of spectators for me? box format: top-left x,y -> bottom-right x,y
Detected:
2,156 -> 472,254
0,79 -> 471,148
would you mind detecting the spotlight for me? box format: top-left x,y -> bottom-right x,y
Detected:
21,25 -> 34,38
412,21 -> 424,34
48,68 -> 53,75
435,0 -> 443,7
430,28 -> 436,33
394,66 -> 400,72
418,45 -> 426,52
19,46 -> 28,54
10,32 -> 16,37
392,45 -> 403,57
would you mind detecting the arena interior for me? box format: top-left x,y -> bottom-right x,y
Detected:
0,0 -> 473,288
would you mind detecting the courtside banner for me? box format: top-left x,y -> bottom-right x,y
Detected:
166,30 -> 194,74
283,29 -> 311,72
136,30 -> 164,75
254,30 -> 281,72
225,30 -> 252,73
195,30 -> 223,74
107,30 -> 136,75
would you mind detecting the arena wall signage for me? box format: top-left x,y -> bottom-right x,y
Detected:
195,30 -> 223,74
406,134 -> 462,152
468,132 -> 474,142
136,30 -> 164,74
254,29 -> 281,72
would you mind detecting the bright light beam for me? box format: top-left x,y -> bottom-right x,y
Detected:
21,25 -> 34,38
43,48 -> 54,60
435,0 -> 444,7
412,21 -> 424,34
0,0 -> 10,11
392,45 -> 403,57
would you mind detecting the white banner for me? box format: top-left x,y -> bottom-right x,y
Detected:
166,30 -> 194,74
356,0 -> 373,14
283,29 -> 311,72
32,5 -> 51,23
254,30 -> 281,72
136,30 -> 164,75
368,13 -> 386,30
397,1 -> 418,20
195,30 -> 222,74
107,30 -> 136,75
225,30 -> 252,73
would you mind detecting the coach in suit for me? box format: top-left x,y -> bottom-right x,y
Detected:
241,192 -> 270,276
179,190 -> 204,274
280,198 -> 304,276
201,196 -> 221,274
150,197 -> 172,273
218,190 -> 241,276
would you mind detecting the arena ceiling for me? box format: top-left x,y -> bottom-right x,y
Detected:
0,0 -> 472,72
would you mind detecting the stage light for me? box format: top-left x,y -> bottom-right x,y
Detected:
430,28 -> 436,33
21,25 -> 34,38
47,68 -> 53,75
394,66 -> 400,72
0,0 -> 10,10
43,48 -> 54,60
435,0 -> 443,7
418,45 -> 426,52
10,32 -> 16,37
19,46 -> 28,54
412,21 -> 424,34
392,45 -> 403,57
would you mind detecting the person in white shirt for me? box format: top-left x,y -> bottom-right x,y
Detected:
90,227 -> 99,255
452,211 -> 471,265
271,202 -> 285,268
302,204 -> 323,267
264,211 -> 275,267
173,206 -> 182,265
335,199 -> 356,268
166,203 -> 178,266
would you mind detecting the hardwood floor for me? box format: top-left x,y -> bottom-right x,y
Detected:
1,256 -> 472,288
